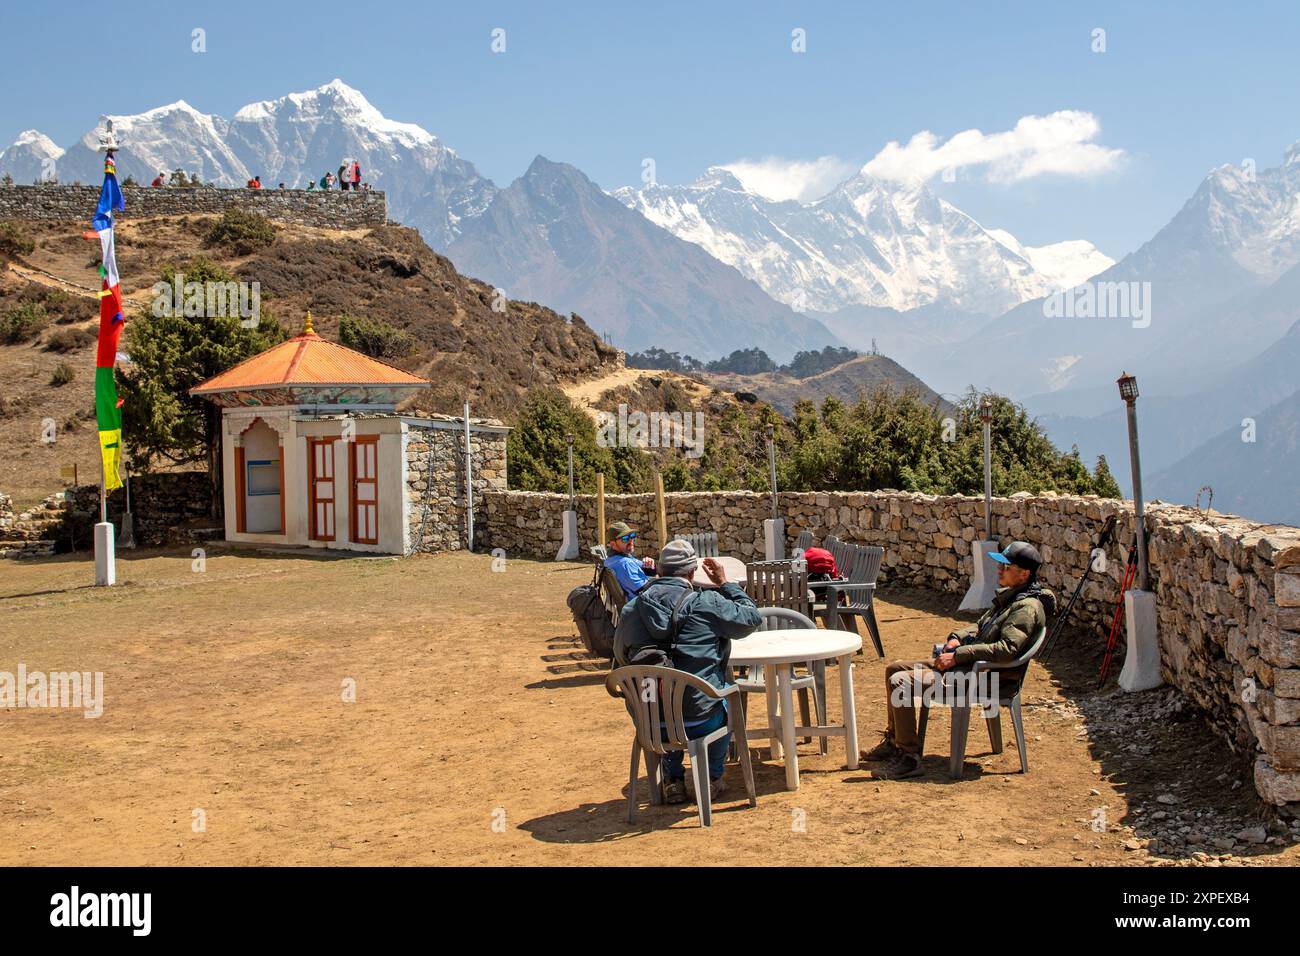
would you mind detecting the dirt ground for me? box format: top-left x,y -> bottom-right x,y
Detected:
1,548 -> 1296,867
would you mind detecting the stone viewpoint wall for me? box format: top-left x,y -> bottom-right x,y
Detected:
0,184 -> 387,229
480,488 -> 1300,810
405,422 -> 508,553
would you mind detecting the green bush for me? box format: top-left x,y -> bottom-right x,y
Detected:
338,313 -> 417,359
0,301 -> 48,344
776,388 -> 1121,498
204,208 -> 276,255
49,362 -> 75,386
506,388 -> 655,494
0,221 -> 35,262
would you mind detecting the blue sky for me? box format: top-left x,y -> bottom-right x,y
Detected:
3,0 -> 1298,257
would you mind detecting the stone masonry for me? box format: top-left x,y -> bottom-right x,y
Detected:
0,184 -> 387,229
480,488 -> 1300,812
405,418 -> 508,554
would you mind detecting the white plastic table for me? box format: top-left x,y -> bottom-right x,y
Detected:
729,628 -> 862,790
689,556 -> 748,589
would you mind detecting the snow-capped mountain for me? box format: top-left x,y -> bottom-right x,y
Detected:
52,101 -> 249,187
0,129 -> 64,183
939,142 -> 1300,408
615,168 -> 1113,315
446,156 -> 843,361
224,80 -> 496,247
0,80 -> 497,249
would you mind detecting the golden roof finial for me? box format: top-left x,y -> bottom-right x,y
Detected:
303,310 -> 315,336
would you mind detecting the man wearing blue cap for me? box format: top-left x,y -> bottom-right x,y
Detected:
868,540 -> 1056,779
603,521 -> 656,597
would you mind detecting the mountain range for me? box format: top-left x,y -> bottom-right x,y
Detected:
615,167 -> 1111,316
0,79 -> 1102,363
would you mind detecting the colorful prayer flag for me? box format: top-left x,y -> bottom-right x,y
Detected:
92,154 -> 125,490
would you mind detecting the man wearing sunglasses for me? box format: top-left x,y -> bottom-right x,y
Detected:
603,521 -> 657,597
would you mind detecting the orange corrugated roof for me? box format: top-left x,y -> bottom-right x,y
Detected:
191,331 -> 429,394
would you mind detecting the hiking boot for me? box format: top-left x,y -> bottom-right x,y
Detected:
861,733 -> 900,762
662,778 -> 687,804
871,753 -> 923,780
709,777 -> 727,801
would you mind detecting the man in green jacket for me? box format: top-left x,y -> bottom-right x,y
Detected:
614,538 -> 761,803
869,541 -> 1055,780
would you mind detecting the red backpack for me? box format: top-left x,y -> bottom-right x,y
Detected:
803,546 -> 837,576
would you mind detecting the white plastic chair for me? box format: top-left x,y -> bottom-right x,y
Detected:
606,665 -> 757,827
916,624 -> 1047,778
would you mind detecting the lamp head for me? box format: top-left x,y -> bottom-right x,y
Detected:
1117,371 -> 1139,403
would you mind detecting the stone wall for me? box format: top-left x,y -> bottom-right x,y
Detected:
0,184 -> 387,229
405,420 -> 508,554
480,488 -> 1300,810
60,472 -> 215,550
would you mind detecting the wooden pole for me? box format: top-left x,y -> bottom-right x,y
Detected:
654,471 -> 668,550
595,473 -> 606,547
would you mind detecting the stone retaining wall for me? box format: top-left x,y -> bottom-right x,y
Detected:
60,472 -> 214,549
480,488 -> 1300,811
405,422 -> 508,553
0,184 -> 387,229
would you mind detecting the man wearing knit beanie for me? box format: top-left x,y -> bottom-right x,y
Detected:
613,537 -> 761,804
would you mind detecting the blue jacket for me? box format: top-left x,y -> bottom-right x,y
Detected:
613,576 -> 761,721
604,551 -> 650,596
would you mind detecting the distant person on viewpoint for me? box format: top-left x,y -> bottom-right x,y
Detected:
603,522 -> 655,598
151,171 -> 166,188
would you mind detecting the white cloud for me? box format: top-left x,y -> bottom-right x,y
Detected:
720,155 -> 855,203
862,110 -> 1124,184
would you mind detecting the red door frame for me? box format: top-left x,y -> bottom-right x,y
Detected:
308,438 -> 337,541
350,436 -> 379,545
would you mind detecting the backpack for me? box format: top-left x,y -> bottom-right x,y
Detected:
567,564 -> 617,659
803,546 -> 837,575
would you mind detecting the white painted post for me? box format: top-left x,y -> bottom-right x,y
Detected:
1119,589 -> 1162,691
764,518 -> 785,561
959,539 -> 1000,610
94,520 -> 116,586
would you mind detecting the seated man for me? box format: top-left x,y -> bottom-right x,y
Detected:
614,539 -> 761,803
867,541 -> 1055,780
602,521 -> 655,598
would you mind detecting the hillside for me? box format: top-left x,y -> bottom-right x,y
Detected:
696,353 -> 947,416
0,214 -> 622,506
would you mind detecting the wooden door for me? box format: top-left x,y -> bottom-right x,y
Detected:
350,437 -> 379,545
308,438 -> 337,541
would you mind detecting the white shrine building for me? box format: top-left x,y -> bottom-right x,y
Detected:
190,313 -> 509,554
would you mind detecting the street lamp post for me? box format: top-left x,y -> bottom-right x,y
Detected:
981,398 -> 993,541
959,396 -> 1000,610
1116,370 -> 1161,692
763,423 -> 784,560
766,423 -> 778,520
1117,372 -> 1149,591
555,431 -> 579,561
565,432 -> 575,512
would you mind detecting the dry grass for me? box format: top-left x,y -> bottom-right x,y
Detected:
0,548 -> 1291,867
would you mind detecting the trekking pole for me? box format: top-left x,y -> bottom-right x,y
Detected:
1099,540 -> 1140,686
1040,514 -> 1117,662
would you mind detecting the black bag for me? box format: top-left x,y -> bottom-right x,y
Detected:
568,565 -> 617,659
